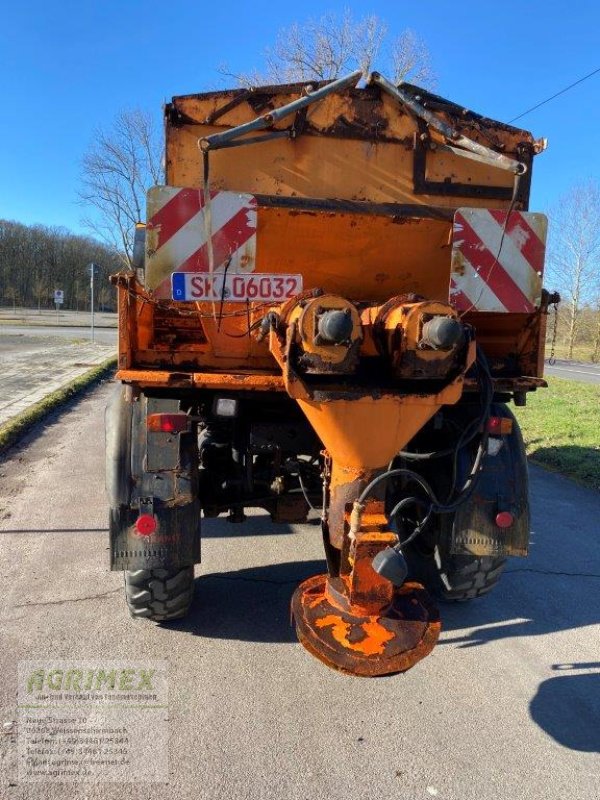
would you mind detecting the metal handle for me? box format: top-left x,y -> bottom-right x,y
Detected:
200,70 -> 363,152
368,71 -> 527,176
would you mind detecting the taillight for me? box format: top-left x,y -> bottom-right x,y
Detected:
135,514 -> 157,536
495,511 -> 514,529
486,416 -> 513,435
147,413 -> 190,433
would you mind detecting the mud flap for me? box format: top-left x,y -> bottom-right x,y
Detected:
105,386 -> 201,571
450,404 -> 529,557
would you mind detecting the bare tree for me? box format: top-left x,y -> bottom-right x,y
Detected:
547,181 -> 600,358
593,296 -> 600,362
220,11 -> 435,88
79,109 -> 162,267
32,276 -> 47,313
391,29 -> 436,86
4,286 -> 19,314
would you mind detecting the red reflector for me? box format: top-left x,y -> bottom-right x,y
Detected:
495,511 -> 514,529
135,514 -> 157,536
486,416 -> 513,435
147,413 -> 190,433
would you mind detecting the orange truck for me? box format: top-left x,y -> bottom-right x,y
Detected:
106,70 -> 556,676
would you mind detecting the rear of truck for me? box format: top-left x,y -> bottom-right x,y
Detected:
106,71 -> 553,676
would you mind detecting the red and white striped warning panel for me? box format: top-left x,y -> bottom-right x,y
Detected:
450,208 -> 547,313
145,186 -> 257,298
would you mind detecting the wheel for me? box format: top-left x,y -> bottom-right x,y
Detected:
404,519 -> 507,602
124,566 -> 195,621
393,402 -> 525,602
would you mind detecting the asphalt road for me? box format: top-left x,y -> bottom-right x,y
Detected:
0,325 -> 117,347
0,330 -> 115,425
544,358 -> 600,384
0,381 -> 598,799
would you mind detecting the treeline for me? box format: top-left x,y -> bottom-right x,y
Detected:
0,219 -> 124,312
547,303 -> 600,362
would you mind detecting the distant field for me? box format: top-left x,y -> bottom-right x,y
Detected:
515,377 -> 600,490
545,343 -> 598,363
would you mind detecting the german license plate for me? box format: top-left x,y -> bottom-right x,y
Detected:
172,272 -> 303,303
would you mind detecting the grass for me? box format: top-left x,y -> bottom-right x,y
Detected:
546,343 -> 598,362
514,377 -> 600,490
0,357 -> 117,453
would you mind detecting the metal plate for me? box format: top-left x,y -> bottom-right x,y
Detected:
450,208 -> 547,313
171,272 -> 302,303
146,186 -> 257,299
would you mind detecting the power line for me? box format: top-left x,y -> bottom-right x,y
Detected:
509,66 -> 600,123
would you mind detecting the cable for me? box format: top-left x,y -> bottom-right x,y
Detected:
357,467 -> 438,507
216,256 -> 233,332
509,65 -> 600,123
356,347 -> 494,545
297,468 -> 318,511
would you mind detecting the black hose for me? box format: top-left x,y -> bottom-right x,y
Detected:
357,468 -> 439,506
357,347 -> 494,544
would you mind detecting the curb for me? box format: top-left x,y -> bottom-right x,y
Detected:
0,357 -> 117,455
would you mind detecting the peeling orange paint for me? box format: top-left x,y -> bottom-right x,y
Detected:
316,614 -> 395,656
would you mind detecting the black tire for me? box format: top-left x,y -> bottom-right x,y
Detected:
396,402 -> 522,602
404,529 -> 506,602
125,567 -> 194,621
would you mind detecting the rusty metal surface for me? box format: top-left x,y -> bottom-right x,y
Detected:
370,72 -> 527,178
292,575 -> 440,676
253,194 -> 455,221
463,376 -> 547,392
116,369 -> 285,391
166,79 -> 534,208
292,496 -> 440,676
200,70 -> 362,151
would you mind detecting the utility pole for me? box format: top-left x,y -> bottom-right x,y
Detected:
88,263 -> 96,343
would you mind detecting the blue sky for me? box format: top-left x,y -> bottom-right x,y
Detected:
1,0 -> 599,235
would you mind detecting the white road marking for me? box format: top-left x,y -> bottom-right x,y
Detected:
547,366 -> 600,377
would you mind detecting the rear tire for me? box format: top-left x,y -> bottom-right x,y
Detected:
404,532 -> 506,602
125,567 -> 194,621
433,548 -> 506,601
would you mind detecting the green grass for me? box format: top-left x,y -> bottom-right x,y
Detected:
0,357 -> 117,453
514,377 -> 600,490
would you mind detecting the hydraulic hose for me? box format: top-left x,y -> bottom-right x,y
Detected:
355,347 -> 494,547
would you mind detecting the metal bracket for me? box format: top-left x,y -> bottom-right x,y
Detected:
369,71 -> 527,176
138,497 -> 154,515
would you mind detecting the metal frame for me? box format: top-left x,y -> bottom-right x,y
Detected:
199,70 -> 363,151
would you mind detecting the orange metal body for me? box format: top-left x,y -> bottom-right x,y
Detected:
292,502 -> 441,676
113,77 -> 550,675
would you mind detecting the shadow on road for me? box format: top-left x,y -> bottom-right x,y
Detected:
200,514 -> 320,539
438,568 -> 600,649
167,559 -> 326,643
529,663 -> 600,753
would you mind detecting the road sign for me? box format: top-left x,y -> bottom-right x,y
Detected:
54,289 -> 64,305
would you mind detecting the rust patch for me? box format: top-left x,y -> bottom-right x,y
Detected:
451,249 -> 467,276
292,574 -> 441,677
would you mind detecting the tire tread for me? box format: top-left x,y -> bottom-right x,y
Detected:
125,566 -> 194,621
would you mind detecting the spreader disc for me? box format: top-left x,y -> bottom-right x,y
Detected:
292,574 -> 440,677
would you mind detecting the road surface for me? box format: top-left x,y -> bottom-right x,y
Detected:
0,381 -> 598,799
0,330 -> 115,426
0,325 -> 117,346
545,358 -> 600,384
